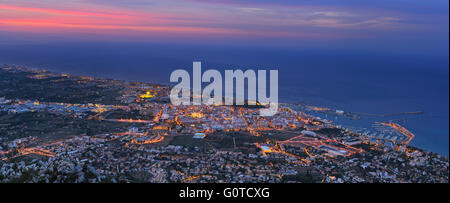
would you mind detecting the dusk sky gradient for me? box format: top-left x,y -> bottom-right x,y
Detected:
0,0 -> 448,56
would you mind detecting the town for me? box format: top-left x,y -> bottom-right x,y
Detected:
0,65 -> 448,183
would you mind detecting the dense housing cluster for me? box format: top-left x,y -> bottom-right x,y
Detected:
0,65 -> 448,183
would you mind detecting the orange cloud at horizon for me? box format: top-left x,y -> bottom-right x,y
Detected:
0,3 -> 346,40
0,4 -> 129,19
0,18 -> 327,40
0,19 -> 237,34
0,4 -> 219,36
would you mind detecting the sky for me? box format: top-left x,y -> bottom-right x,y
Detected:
0,0 -> 448,56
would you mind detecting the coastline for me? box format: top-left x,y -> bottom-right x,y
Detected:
1,64 -> 448,157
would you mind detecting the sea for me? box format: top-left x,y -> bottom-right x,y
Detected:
0,42 -> 448,155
